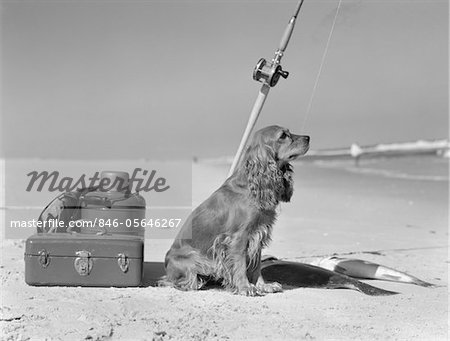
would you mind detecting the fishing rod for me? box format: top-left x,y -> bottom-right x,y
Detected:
228,0 -> 306,177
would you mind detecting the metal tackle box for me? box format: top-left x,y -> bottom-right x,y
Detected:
25,233 -> 144,287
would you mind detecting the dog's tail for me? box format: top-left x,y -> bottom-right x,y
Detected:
162,246 -> 213,290
157,275 -> 175,288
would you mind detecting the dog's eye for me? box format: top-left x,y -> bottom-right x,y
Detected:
278,132 -> 289,141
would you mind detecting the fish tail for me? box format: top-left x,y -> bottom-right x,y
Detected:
353,280 -> 399,296
413,279 -> 436,288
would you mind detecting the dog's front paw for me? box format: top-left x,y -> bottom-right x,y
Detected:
237,284 -> 262,297
257,281 -> 283,294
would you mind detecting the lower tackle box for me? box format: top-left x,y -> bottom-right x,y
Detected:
25,233 -> 144,287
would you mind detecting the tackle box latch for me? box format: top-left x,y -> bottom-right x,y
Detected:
74,250 -> 93,276
38,249 -> 50,268
117,253 -> 129,273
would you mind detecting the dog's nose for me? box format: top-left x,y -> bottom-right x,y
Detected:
303,136 -> 310,143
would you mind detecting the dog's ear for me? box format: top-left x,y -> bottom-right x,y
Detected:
242,141 -> 284,210
280,170 -> 294,202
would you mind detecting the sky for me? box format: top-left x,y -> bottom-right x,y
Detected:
1,0 -> 448,159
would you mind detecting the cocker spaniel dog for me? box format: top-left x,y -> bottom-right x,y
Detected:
161,125 -> 310,296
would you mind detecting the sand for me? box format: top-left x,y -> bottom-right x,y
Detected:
1,156 -> 448,340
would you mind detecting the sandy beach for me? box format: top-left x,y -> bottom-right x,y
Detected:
2,0 -> 447,339
1,155 -> 448,340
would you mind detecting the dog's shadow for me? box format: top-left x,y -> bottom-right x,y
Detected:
141,261 -> 300,291
141,262 -> 165,287
140,261 -> 328,290
142,261 -> 399,296
141,262 -> 221,289
141,261 -> 326,292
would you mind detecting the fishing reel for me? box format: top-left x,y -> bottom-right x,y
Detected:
253,58 -> 289,87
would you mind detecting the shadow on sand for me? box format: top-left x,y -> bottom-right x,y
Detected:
141,260 -> 398,295
141,262 -> 165,287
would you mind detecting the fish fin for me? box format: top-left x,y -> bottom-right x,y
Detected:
413,279 -> 437,288
334,265 -> 349,274
261,255 -> 278,263
355,281 -> 399,296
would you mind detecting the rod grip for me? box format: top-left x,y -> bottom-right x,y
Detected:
279,17 -> 296,52
228,84 -> 271,177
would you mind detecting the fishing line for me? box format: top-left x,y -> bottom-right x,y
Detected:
301,0 -> 343,131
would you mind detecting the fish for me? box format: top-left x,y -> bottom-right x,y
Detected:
314,256 -> 435,287
260,258 -> 398,296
